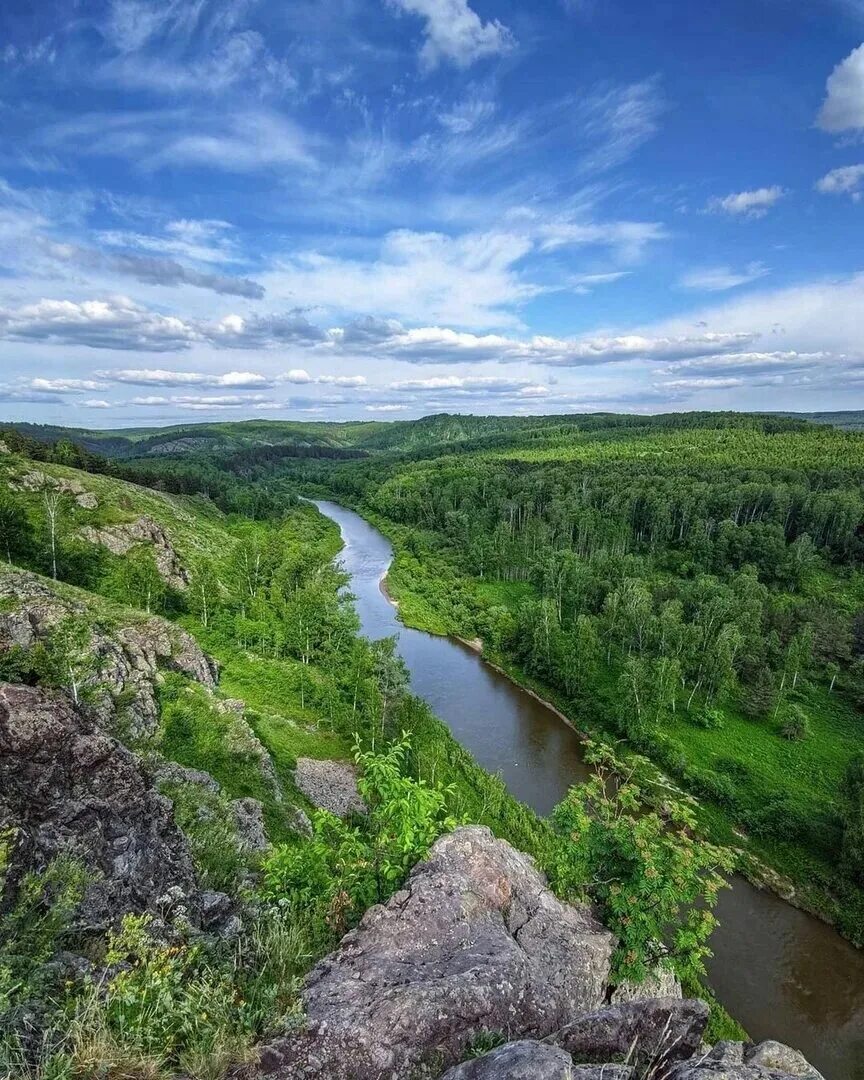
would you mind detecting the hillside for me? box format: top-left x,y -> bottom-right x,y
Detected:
0,422 -> 844,1079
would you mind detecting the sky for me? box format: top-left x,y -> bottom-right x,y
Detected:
1,0 -> 863,426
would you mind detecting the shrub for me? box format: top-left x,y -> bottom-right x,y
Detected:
548,745 -> 736,986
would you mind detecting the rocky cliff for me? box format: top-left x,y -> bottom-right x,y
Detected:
253,826 -> 824,1080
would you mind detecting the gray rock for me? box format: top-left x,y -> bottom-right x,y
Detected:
745,1041 -> 823,1079
705,1042 -> 746,1065
79,515 -> 190,590
570,1068 -> 635,1080
285,804 -> 314,838
256,826 -> 614,1079
667,1039 -> 824,1080
0,683 -> 199,933
441,1041 -> 578,1080
12,469 -> 98,509
293,757 -> 366,818
610,964 -> 682,1004
0,569 -> 217,739
231,798 -> 270,853
156,761 -> 222,794
556,998 -> 708,1069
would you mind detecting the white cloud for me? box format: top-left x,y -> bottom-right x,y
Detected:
366,403 -> 409,412
816,163 -> 864,200
817,43 -> 864,132
0,297 -> 197,351
388,0 -> 515,71
317,374 -> 368,387
96,368 -> 271,388
644,272 -> 864,367
83,399 -> 112,409
679,263 -> 769,292
708,187 -> 786,218
389,375 -> 543,394
654,351 -> 831,377
574,78 -> 664,173
42,109 -> 317,175
28,377 -> 104,392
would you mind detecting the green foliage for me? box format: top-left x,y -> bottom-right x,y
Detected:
262,736 -> 459,935
548,747 -> 736,985
0,840 -> 88,1018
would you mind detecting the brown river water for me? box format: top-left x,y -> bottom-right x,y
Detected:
314,500 -> 864,1079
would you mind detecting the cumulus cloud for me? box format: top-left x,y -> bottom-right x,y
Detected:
95,368 -> 271,388
366,403 -> 409,412
816,164 -> 864,200
708,187 -> 786,218
817,43 -> 864,132
387,0 -> 514,71
211,311 -> 330,348
0,297 -> 197,352
342,324 -> 757,367
679,263 -> 769,292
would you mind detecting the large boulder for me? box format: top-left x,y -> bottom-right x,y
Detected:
440,1040 -> 587,1080
666,1039 -> 825,1080
0,683 -> 200,933
256,826 -> 614,1079
555,998 -> 709,1068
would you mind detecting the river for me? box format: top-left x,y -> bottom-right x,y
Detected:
314,499 -> 864,1079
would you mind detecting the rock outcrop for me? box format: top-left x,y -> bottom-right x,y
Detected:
0,568 -> 217,739
256,826 -> 615,1079
555,997 -> 708,1067
445,1038 -> 823,1080
12,469 -> 99,509
0,683 -> 202,933
79,516 -> 190,590
293,757 -> 366,817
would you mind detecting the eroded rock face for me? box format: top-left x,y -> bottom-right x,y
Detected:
293,757 -> 366,818
0,683 -> 199,933
0,568 -> 217,739
79,516 -> 190,590
256,826 -> 615,1079
12,469 -> 98,509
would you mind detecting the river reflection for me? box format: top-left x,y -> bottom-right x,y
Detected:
314,499 -> 864,1080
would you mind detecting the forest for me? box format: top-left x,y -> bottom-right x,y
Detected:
74,410 -> 864,942
0,423 -> 748,1078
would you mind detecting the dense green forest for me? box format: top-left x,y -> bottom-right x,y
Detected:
0,424 -> 746,1078
64,410 -> 864,943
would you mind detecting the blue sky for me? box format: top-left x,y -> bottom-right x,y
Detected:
1,0 -> 863,425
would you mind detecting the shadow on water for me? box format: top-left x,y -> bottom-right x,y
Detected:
314,499 -> 864,1080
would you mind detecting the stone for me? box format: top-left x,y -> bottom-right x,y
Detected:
293,757 -> 366,818
231,798 -> 270,853
255,826 -> 614,1079
156,761 -> 222,794
0,683 -> 199,933
666,1039 -> 824,1080
440,1041 -> 579,1080
11,469 -> 98,509
285,804 -> 314,838
79,516 -> 190,590
556,998 -> 709,1069
745,1041 -> 824,1079
610,964 -> 682,1004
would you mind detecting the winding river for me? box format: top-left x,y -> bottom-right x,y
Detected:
314,500 -> 864,1080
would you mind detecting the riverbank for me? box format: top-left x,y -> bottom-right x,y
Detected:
361,502 -> 864,948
